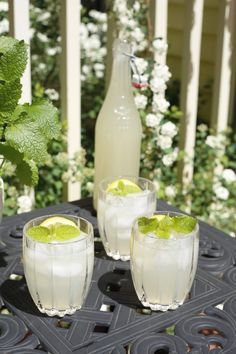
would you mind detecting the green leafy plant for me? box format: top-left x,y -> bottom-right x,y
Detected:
0,36 -> 60,186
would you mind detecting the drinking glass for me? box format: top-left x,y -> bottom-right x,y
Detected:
23,215 -> 94,317
97,176 -> 156,261
130,211 -> 199,311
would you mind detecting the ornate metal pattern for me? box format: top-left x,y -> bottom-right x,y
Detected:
0,198 -> 236,353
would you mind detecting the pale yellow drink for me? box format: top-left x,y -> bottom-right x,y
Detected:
93,39 -> 142,208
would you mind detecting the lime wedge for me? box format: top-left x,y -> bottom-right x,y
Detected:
172,216 -> 197,234
27,226 -> 50,243
40,216 -> 76,227
106,178 -> 142,196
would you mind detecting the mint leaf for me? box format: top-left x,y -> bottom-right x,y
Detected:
155,227 -> 170,239
0,37 -> 27,82
0,79 -> 22,118
16,159 -> 38,186
158,215 -> 174,232
19,99 -> 60,140
5,115 -> 49,163
138,216 -> 158,234
27,226 -> 50,242
0,143 -> 24,164
173,216 -> 197,234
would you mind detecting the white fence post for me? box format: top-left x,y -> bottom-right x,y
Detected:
211,0 -> 236,132
60,0 -> 81,202
8,0 -> 31,104
150,0 -> 168,64
178,0 -> 204,186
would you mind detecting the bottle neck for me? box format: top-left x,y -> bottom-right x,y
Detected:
108,54 -> 132,96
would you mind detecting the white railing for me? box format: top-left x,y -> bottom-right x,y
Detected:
6,0 -> 236,200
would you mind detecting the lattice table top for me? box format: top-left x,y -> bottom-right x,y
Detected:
0,198 -> 236,354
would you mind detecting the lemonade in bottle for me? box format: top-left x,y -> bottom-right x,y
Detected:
93,39 -> 142,208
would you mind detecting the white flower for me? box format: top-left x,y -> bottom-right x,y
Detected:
205,135 -> 224,150
145,113 -> 163,128
113,0 -> 127,13
82,65 -> 91,75
45,88 -> 59,101
86,182 -> 94,193
153,38 -> 168,55
150,78 -> 167,93
0,18 -> 9,34
89,10 -> 107,22
213,184 -> 229,200
162,154 -> 174,167
153,94 -> 170,113
120,15 -> 130,26
132,28 -> 145,42
95,70 -> 104,78
38,63 -> 46,71
94,63 -> 105,71
80,23 -> 88,42
135,58 -> 148,74
46,47 -> 58,56
0,2 -> 8,11
87,23 -> 98,33
133,1 -> 140,11
102,23 -> 108,32
134,94 -> 148,109
197,124 -> 208,132
38,11 -> 50,22
161,121 -> 178,138
37,32 -> 48,43
222,169 -> 236,183
84,35 -> 100,51
165,185 -> 176,198
157,135 -> 172,150
17,195 -> 33,214
152,64 -> 171,82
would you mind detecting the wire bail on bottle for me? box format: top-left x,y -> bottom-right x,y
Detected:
122,51 -> 148,89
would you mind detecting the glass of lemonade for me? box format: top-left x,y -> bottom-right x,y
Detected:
130,211 -> 199,311
98,176 -> 156,261
23,215 -> 94,317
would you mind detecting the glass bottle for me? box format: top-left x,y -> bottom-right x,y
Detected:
93,39 -> 142,209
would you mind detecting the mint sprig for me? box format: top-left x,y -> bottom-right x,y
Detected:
138,214 -> 197,239
0,36 -> 60,186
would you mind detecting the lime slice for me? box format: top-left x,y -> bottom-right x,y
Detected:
151,214 -> 165,221
27,226 -> 50,243
172,216 -> 197,234
106,178 -> 141,196
40,216 -> 76,227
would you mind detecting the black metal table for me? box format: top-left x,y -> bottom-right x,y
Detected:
0,198 -> 236,354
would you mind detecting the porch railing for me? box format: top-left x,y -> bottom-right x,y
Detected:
6,0 -> 236,200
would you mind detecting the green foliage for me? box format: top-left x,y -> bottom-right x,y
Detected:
0,36 -> 60,186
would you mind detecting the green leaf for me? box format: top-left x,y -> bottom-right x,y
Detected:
138,216 -> 158,234
0,143 -> 24,164
0,37 -> 27,82
5,115 -> 49,163
19,99 -> 60,140
172,216 -> 197,234
15,159 -> 39,186
0,79 -> 22,118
